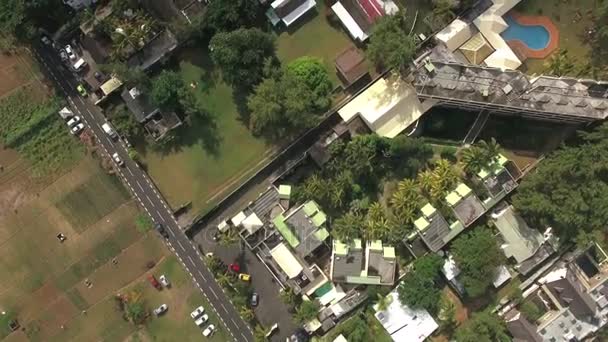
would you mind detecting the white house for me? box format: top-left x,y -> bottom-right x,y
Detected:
374,290 -> 438,342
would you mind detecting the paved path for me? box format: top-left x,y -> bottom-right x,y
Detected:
31,45 -> 253,342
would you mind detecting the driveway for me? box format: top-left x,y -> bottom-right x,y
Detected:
194,228 -> 299,342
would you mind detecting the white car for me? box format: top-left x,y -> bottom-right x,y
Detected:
190,306 -> 205,319
112,152 -> 124,167
71,123 -> 85,135
194,314 -> 209,327
153,304 -> 168,316
65,45 -> 77,60
66,116 -> 81,127
202,324 -> 215,337
159,275 -> 170,287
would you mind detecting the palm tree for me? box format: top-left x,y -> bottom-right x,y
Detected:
461,146 -> 486,175
332,211 -> 363,242
544,49 -> 575,77
375,293 -> 393,311
417,169 -> 435,197
391,179 -> 422,226
279,287 -> 299,308
477,138 -> 501,164
254,325 -> 270,342
216,272 -> 232,288
240,307 -> 255,322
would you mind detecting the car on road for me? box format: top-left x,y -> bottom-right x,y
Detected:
190,306 -> 205,319
112,152 -> 124,167
66,116 -> 81,127
194,313 -> 209,327
71,123 -> 85,135
202,324 -> 215,337
229,263 -> 240,273
76,84 -> 87,97
238,273 -> 251,282
250,292 -> 259,307
153,304 -> 168,316
102,122 -> 118,139
147,274 -> 162,290
155,223 -> 169,239
65,45 -> 77,60
159,274 -> 170,288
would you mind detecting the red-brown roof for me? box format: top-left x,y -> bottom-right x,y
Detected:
335,46 -> 368,84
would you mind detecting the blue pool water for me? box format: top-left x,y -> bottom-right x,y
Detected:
501,16 -> 550,50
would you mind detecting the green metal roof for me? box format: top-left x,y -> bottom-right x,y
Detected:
414,216 -> 430,231
383,246 -> 396,259
352,239 -> 362,250
369,240 -> 383,251
311,211 -> 327,227
498,153 -> 508,166
314,227 -> 329,241
445,192 -> 461,206
334,240 -> 349,255
455,183 -> 472,197
345,275 -> 381,285
272,214 -> 300,247
278,185 -> 292,199
303,200 -> 319,216
421,203 -> 436,217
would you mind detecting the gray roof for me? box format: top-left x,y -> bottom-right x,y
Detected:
332,245 -> 364,282
418,210 -> 451,252
368,248 -> 396,284
452,194 -> 485,227
545,268 -> 596,319
414,61 -> 608,122
120,87 -> 159,123
493,206 -> 544,263
285,208 -> 324,257
127,29 -> 178,71
505,309 -> 543,342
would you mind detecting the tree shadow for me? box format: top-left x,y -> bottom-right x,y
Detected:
232,85 -> 252,127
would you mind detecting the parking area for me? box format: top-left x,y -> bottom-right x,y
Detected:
194,225 -> 298,342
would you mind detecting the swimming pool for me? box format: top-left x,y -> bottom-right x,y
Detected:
501,15 -> 550,50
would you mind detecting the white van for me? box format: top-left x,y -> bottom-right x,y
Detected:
102,123 -> 118,139
72,58 -> 87,72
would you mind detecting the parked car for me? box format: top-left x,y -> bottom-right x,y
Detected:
94,71 -> 104,82
66,116 -> 81,127
76,84 -> 87,97
238,273 -> 251,282
71,123 -> 85,135
190,306 -> 205,319
194,313 -> 209,327
112,152 -> 124,167
147,274 -> 161,290
159,274 -> 170,288
101,122 -> 118,139
153,304 -> 168,316
229,263 -> 240,273
202,324 -> 215,337
40,35 -> 51,45
155,223 -> 169,239
250,292 -> 259,307
65,45 -> 76,60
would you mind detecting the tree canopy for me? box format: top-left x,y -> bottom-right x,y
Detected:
366,13 -> 417,72
286,57 -> 333,109
204,0 -> 262,32
150,70 -> 184,111
398,254 -> 444,314
294,300 -> 319,323
512,122 -> 608,241
210,28 -> 276,90
451,228 -> 505,297
454,311 -> 510,342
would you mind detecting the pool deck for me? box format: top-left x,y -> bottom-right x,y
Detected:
505,11 -> 559,60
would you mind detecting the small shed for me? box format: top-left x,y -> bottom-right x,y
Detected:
58,107 -> 73,120
335,46 -> 368,85
230,211 -> 247,227
242,213 -> 263,235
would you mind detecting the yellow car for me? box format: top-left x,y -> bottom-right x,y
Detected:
238,273 -> 251,282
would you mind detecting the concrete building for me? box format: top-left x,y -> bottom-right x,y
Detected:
374,290 -> 439,342
266,0 -> 317,27
330,239 -> 397,286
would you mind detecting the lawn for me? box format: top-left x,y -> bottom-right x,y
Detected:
514,0 -> 599,74
140,48 -> 272,217
276,2 -> 354,84
55,170 -> 131,231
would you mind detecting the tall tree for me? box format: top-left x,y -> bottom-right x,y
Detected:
390,178 -> 422,226
332,211 -> 364,242
454,311 -> 510,342
366,12 -> 417,72
205,0 -> 262,32
150,70 -> 185,111
451,228 -> 504,297
544,49 -> 576,77
285,57 -> 333,109
294,300 -> 319,323
210,28 -> 276,90
398,254 -> 444,314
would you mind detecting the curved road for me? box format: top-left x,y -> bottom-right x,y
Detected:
32,45 -> 253,342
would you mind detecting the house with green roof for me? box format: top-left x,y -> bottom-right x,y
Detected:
272,200 -> 330,258
330,239 -> 397,286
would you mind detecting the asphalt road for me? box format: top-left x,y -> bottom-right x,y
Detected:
31,45 -> 254,342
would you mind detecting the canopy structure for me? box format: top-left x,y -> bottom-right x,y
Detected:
270,243 -> 304,279
231,211 -> 247,227
242,213 -> 263,235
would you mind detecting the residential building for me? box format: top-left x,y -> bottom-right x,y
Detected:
411,203 -> 462,253
272,200 -> 330,259
331,0 -> 398,42
474,153 -> 521,209
492,204 -> 556,275
445,183 -> 485,227
374,290 -> 439,342
63,0 -> 94,10
330,239 -> 397,286
505,245 -> 608,341
442,254 -> 512,296
266,0 -> 317,27
334,46 -> 369,86
120,87 -> 182,141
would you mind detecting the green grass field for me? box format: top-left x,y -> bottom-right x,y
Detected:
140,48 -> 271,216
55,170 -> 131,231
515,0 -> 599,74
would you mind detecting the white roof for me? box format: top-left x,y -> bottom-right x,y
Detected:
331,2 -> 368,42
333,335 -> 348,342
493,206 -> 543,263
435,19 -> 474,51
318,283 -> 346,306
338,74 -> 423,138
270,243 -> 304,278
272,0 -> 317,27
73,58 -> 86,69
231,211 -> 247,227
242,213 -> 263,234
58,107 -> 73,119
374,291 -> 438,342
442,254 -> 461,281
493,265 -> 512,288
100,76 -> 123,95
217,220 -> 229,233
472,0 -> 522,70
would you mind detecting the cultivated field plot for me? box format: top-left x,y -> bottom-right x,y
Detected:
141,48 -> 272,217
0,52 -> 40,98
55,170 -> 131,231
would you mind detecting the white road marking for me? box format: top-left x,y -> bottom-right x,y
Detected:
176,240 -> 186,251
